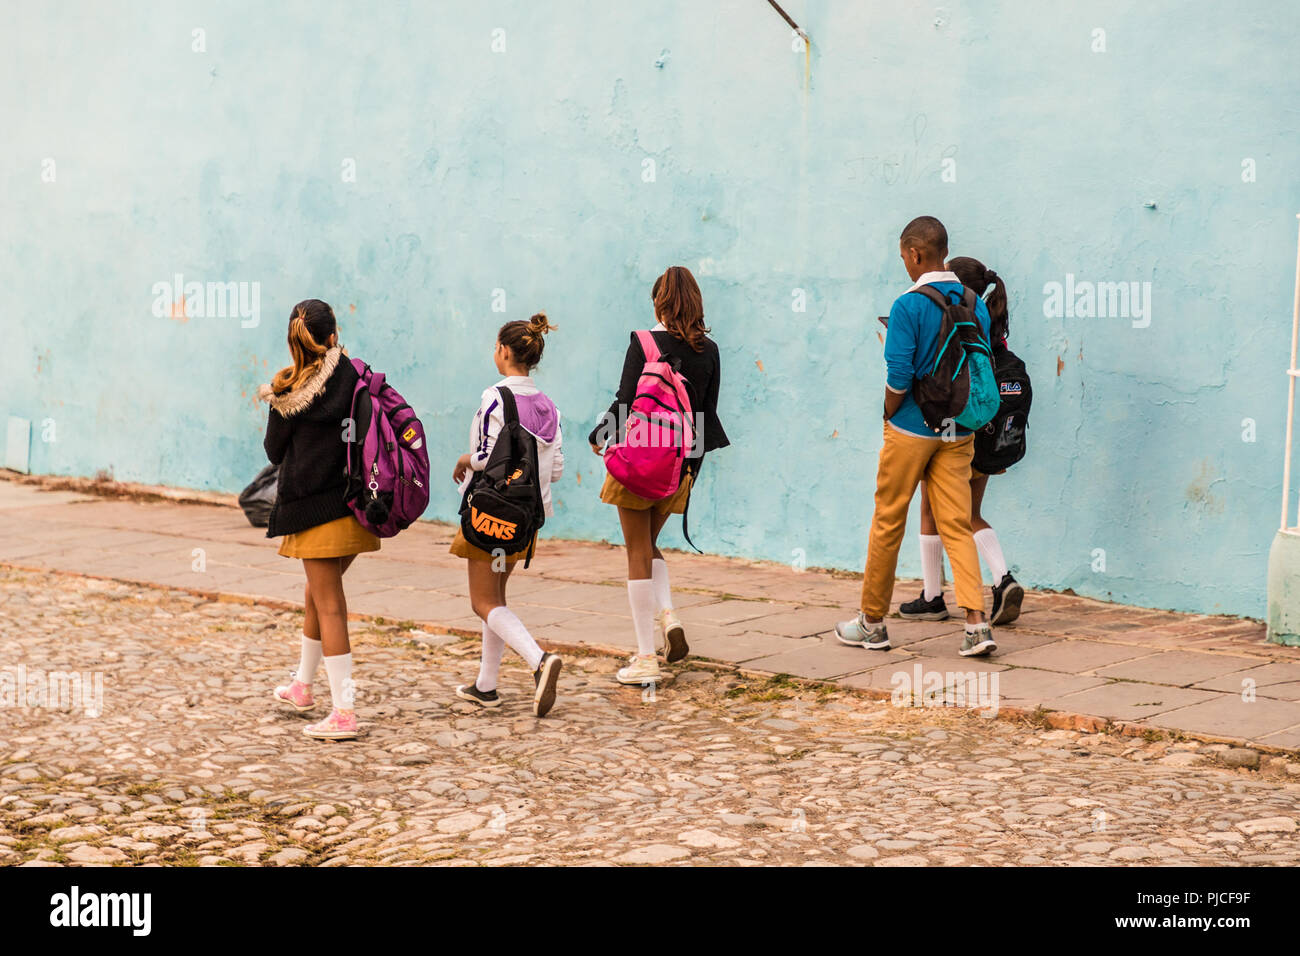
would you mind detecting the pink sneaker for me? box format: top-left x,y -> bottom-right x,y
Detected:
274,678 -> 315,713
303,708 -> 359,740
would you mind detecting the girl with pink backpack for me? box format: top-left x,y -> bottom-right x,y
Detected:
260,300 -> 375,741
589,266 -> 729,687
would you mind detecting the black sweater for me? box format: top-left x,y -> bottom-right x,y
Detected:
261,348 -> 359,538
589,330 -> 729,473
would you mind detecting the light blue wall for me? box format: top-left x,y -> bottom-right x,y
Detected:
5,2 -> 1299,618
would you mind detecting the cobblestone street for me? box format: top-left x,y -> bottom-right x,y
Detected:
3,569 -> 1299,866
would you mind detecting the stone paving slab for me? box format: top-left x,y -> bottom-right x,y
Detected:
987,670 -> 1110,708
3,477 -> 1300,752
1146,695 -> 1300,743
1093,650 -> 1262,687
995,640 -> 1159,674
744,638 -> 893,681
1044,683 -> 1223,722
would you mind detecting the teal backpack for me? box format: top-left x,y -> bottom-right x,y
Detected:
910,284 -> 1000,434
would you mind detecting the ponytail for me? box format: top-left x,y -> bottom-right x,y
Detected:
948,257 -> 1009,346
271,300 -> 336,394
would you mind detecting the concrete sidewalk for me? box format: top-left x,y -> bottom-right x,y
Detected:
3,477 -> 1298,754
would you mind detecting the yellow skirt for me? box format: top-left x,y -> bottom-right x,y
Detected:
278,515 -> 381,559
449,528 -> 537,564
599,470 -> 694,515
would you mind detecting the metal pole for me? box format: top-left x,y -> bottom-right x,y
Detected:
1282,213 -> 1300,530
766,0 -> 809,43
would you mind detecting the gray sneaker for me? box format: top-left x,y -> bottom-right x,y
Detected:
959,623 -> 997,657
834,613 -> 891,650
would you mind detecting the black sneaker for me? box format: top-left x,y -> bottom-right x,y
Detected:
533,652 -> 562,718
989,573 -> 1024,626
899,592 -> 950,621
455,684 -> 501,709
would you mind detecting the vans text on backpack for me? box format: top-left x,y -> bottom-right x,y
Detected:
459,386 -> 545,567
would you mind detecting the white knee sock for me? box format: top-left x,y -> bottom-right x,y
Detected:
974,528 -> 1008,583
651,558 -> 673,612
486,606 -> 544,671
920,535 -> 944,601
323,653 -> 354,712
296,635 -> 323,685
476,620 -> 505,692
627,579 -> 658,657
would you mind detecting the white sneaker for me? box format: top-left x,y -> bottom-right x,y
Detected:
658,609 -> 689,663
616,654 -> 661,685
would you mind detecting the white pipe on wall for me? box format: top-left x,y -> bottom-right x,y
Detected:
1283,214 -> 1300,531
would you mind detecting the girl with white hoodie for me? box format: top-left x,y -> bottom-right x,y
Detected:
451,313 -> 565,717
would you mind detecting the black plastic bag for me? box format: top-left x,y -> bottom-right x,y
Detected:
238,463 -> 278,528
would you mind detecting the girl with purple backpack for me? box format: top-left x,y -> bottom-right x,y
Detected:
451,313 -> 566,718
260,300 -> 375,741
589,266 -> 729,687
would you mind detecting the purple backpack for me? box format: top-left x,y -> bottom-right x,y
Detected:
344,358 -> 430,537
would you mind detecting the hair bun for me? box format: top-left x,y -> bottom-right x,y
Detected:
528,312 -> 555,335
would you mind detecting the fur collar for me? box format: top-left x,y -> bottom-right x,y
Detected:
258,347 -> 343,417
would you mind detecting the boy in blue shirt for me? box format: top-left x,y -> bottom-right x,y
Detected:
836,216 -> 995,656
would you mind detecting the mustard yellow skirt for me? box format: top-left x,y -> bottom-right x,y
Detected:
449,528 -> 537,564
599,471 -> 694,515
278,515 -> 381,559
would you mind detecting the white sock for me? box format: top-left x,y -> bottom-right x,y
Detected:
627,579 -> 658,657
476,621 -> 505,693
486,606 -> 544,671
651,558 -> 673,613
920,535 -> 944,601
296,635 -> 323,685
974,528 -> 1009,584
323,653 -> 354,712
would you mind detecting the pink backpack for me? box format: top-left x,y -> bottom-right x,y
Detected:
604,330 -> 696,501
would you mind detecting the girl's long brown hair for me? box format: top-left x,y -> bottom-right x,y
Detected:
271,299 -> 336,394
653,266 -> 708,351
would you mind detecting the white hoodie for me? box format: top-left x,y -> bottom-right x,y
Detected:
459,375 -> 564,517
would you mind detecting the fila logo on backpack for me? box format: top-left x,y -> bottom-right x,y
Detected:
909,285 -> 1001,434
459,387 -> 545,566
344,358 -> 431,537
604,330 -> 696,501
973,345 -> 1033,474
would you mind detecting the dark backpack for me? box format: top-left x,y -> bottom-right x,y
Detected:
238,463 -> 278,528
458,387 -> 544,567
973,344 -> 1032,474
909,284 -> 1001,434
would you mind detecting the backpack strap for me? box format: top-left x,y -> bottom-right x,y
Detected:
909,283 -> 949,308
494,385 -> 519,425
635,329 -> 661,363
679,463 -> 704,554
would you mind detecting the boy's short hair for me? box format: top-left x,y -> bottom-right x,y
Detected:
899,216 -> 949,258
